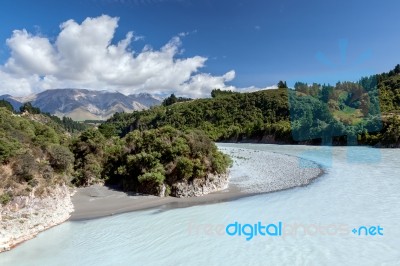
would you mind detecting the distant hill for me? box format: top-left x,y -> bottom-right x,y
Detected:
0,89 -> 162,121
0,94 -> 24,110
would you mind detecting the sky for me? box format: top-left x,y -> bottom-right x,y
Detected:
0,0 -> 400,97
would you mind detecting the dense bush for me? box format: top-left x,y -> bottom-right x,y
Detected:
99,126 -> 231,196
70,128 -> 106,186
12,153 -> 37,183
48,145 -> 74,172
0,137 -> 20,163
101,88 -> 290,142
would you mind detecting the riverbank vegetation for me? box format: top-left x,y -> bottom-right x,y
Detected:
0,106 -> 231,203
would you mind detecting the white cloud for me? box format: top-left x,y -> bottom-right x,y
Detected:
5,29 -> 57,75
238,85 -> 277,93
179,70 -> 236,98
0,15 -> 272,98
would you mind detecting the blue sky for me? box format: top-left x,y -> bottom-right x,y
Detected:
1,0 -> 400,97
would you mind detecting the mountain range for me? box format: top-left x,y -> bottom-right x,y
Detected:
0,89 -> 162,120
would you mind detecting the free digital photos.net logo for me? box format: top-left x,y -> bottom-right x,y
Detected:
289,39 -> 382,167
186,220 -> 385,241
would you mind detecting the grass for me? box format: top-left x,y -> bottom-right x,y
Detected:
332,107 -> 363,125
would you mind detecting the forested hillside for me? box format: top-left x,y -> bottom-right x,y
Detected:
100,65 -> 400,147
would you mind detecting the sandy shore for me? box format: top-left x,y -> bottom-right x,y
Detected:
70,184 -> 246,220
70,146 -> 324,221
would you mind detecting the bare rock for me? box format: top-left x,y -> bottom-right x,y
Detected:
172,172 -> 229,198
0,184 -> 74,253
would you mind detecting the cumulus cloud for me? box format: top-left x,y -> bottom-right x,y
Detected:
0,15 -> 272,98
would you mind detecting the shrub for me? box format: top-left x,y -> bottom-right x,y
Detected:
192,158 -> 206,179
48,145 -> 74,172
0,192 -> 12,205
72,154 -> 103,186
12,153 -> 37,182
176,157 -> 194,180
138,171 -> 165,185
41,164 -> 54,180
211,152 -> 232,174
0,137 -> 20,163
28,178 -> 39,187
137,171 -> 166,196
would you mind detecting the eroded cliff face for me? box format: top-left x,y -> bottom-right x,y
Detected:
171,172 -> 229,198
0,184 -> 74,252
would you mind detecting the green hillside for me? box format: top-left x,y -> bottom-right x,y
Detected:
100,65 -> 400,147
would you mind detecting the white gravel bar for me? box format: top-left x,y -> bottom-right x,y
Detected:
218,146 -> 323,194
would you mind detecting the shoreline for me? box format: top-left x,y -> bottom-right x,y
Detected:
1,145 -> 325,252
0,185 -> 74,252
69,184 -> 251,221
70,146 -> 325,221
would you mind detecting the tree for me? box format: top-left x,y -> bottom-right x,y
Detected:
70,128 -> 106,185
394,64 -> 400,75
162,94 -> 178,106
20,102 -> 41,114
47,145 -> 74,172
162,93 -> 192,106
294,82 -> 308,93
277,80 -> 288,89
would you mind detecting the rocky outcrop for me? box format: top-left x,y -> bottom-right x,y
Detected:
171,172 -> 229,198
0,184 -> 74,252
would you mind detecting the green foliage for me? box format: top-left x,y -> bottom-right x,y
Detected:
98,123 -> 120,138
33,122 -> 60,147
0,99 -> 14,112
20,102 -> 41,114
103,88 -> 291,142
211,151 -> 233,174
70,128 -> 106,186
19,102 -> 87,134
99,127 -> 230,196
12,153 -> 37,183
100,65 -> 400,147
0,192 -> 12,205
211,89 -> 239,98
381,116 -> 400,146
176,157 -> 194,180
162,93 -> 192,106
138,171 -> 165,185
278,80 -> 288,89
0,136 -> 21,163
47,145 -> 74,172
0,107 -> 81,199
54,116 -> 88,133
